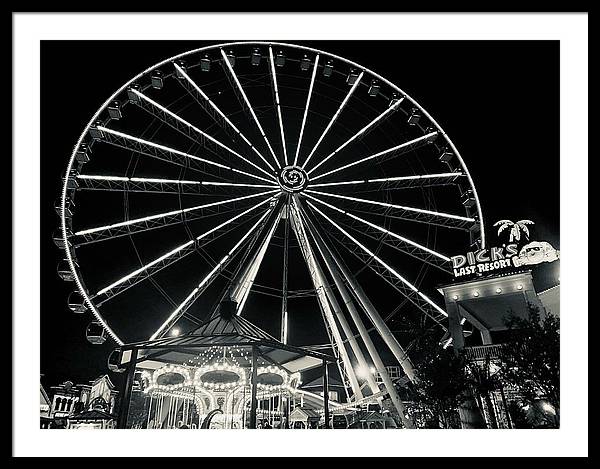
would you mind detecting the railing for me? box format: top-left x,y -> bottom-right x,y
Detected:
464,344 -> 505,361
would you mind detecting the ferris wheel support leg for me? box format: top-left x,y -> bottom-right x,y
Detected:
318,280 -> 366,400
305,214 -> 413,428
295,203 -> 369,400
289,199 -> 362,401
303,214 -> 380,396
316,228 -> 417,382
317,277 -> 365,401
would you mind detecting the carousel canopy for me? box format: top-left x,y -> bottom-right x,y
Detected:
119,311 -> 335,375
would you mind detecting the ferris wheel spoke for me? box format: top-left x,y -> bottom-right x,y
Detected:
340,217 -> 452,274
331,233 -> 448,327
92,198 -> 273,305
150,205 -> 278,340
76,174 -> 278,194
129,88 -> 276,182
310,131 -> 439,182
293,54 -> 319,166
93,126 -> 274,184
305,201 -> 448,326
306,189 -> 475,230
219,48 -> 281,169
73,190 -> 278,245
268,47 -> 289,166
306,98 -> 403,176
304,194 -> 452,273
173,62 -> 277,174
309,172 -> 465,190
231,207 -> 283,317
301,71 -> 364,170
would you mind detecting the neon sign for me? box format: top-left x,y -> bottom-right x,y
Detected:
452,244 -> 518,277
452,220 -> 559,278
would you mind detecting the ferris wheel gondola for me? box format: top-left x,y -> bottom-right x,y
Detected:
86,321 -> 107,345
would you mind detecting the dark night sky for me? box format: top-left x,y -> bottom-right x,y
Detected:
40,40 -> 559,391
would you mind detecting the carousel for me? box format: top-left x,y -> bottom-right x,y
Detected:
140,350 -> 301,429
111,300 -> 335,429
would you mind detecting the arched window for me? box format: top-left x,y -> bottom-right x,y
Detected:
54,397 -> 62,413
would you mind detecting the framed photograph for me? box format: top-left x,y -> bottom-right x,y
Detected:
13,12 -> 588,458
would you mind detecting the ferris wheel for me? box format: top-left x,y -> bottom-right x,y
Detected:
56,42 -> 485,408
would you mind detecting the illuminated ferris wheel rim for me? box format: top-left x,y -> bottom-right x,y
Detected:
60,41 -> 486,349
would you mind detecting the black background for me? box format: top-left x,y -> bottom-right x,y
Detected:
40,40 -> 559,391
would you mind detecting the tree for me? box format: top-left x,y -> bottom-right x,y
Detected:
498,305 -> 560,427
506,400 -> 531,429
410,334 -> 471,428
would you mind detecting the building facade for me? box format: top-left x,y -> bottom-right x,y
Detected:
439,270 -> 559,428
42,375 -> 119,429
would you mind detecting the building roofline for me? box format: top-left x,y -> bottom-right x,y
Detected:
438,270 -> 533,292
538,284 -> 560,296
89,374 -> 116,390
40,384 -> 51,406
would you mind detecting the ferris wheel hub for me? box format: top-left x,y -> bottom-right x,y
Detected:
277,165 -> 309,193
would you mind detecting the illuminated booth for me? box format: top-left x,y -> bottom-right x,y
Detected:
111,302 -> 336,429
288,407 -> 320,429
